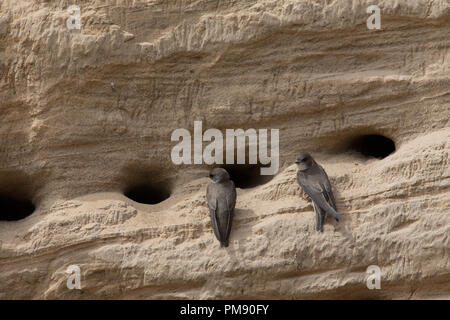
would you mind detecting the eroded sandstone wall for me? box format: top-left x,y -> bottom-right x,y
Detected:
0,0 -> 449,299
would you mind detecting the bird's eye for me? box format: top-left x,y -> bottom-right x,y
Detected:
301,158 -> 306,162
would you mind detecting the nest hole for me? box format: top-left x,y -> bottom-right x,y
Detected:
120,164 -> 173,205
220,164 -> 274,189
348,134 -> 395,159
0,195 -> 35,221
0,171 -> 37,221
124,183 -> 171,205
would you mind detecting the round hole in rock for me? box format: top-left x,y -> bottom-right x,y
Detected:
0,171 -> 37,221
349,134 -> 395,159
0,195 -> 35,221
124,184 -> 171,205
220,164 -> 274,189
120,164 -> 173,205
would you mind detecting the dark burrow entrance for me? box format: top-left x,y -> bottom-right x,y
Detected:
124,183 -> 171,205
0,171 -> 36,221
220,164 -> 274,189
120,164 -> 173,205
348,134 -> 396,159
0,195 -> 35,221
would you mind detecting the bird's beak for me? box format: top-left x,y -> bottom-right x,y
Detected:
295,160 -> 300,164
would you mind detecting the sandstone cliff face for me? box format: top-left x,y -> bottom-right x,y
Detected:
0,0 -> 449,299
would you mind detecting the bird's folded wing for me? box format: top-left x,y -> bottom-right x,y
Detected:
207,185 -> 223,241
298,178 -> 339,219
325,187 -> 337,211
210,200 -> 224,241
319,166 -> 338,211
224,182 -> 236,240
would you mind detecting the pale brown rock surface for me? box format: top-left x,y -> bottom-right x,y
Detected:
0,0 -> 449,299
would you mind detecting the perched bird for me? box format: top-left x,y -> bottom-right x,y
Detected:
110,82 -> 116,92
295,152 -> 340,232
206,168 -> 236,247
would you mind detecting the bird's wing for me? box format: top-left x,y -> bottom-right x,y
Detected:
206,185 -> 222,241
297,172 -> 340,220
226,181 -> 237,212
319,165 -> 338,211
224,181 -> 236,240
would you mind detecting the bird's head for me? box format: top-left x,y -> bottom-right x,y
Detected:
209,168 -> 230,183
295,152 -> 314,171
